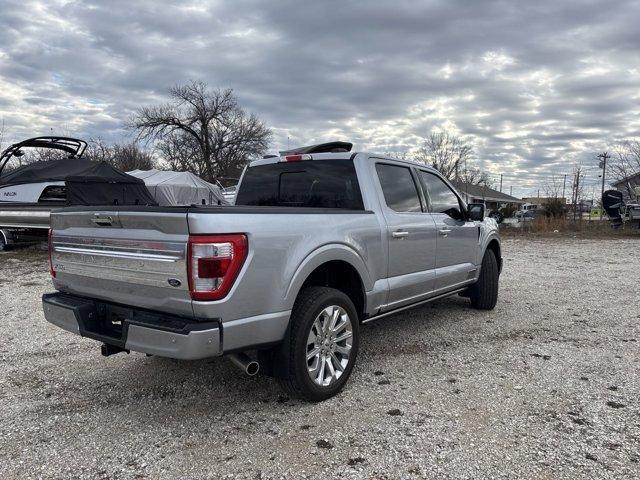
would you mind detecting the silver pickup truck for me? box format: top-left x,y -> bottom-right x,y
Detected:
43,143 -> 501,401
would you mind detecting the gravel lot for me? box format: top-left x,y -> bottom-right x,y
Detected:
0,238 -> 638,479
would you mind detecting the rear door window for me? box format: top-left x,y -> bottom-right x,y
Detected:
375,163 -> 422,212
235,160 -> 364,209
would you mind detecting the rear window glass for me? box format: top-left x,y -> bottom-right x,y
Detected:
235,160 -> 364,209
375,163 -> 422,212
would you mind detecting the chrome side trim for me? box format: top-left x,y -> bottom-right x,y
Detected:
54,245 -> 181,262
362,287 -> 466,324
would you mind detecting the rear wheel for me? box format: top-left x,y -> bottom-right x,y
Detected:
469,249 -> 499,310
276,287 -> 359,402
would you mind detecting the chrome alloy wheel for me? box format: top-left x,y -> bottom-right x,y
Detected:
306,305 -> 354,387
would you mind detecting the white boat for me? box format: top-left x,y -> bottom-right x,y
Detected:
0,136 -> 156,249
0,137 -> 89,249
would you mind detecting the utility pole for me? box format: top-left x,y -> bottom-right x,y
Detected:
537,188 -> 540,199
499,174 -> 503,192
573,169 -> 581,221
562,174 -> 567,204
510,185 -> 512,196
597,152 -> 609,220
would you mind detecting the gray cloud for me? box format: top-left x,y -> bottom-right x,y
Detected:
0,0 -> 639,197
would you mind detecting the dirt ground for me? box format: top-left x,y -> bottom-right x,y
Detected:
0,238 -> 638,479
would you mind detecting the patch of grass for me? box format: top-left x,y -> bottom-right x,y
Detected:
501,216 -> 640,239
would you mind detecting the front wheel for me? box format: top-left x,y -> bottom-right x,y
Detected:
276,287 -> 360,402
469,249 -> 499,310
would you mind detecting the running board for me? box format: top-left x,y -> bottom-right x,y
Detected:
362,288 -> 466,325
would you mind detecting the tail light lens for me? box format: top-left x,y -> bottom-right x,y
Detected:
187,234 -> 248,301
282,154 -> 312,162
48,229 -> 56,278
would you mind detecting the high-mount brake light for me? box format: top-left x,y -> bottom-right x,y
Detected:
282,154 -> 312,162
187,234 -> 248,301
48,229 -> 56,278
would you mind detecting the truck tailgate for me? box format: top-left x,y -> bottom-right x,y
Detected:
50,208 -> 194,317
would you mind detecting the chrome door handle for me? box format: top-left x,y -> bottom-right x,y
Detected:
439,228 -> 452,236
391,230 -> 409,238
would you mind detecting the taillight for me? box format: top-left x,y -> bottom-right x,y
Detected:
48,228 -> 56,278
187,234 -> 248,301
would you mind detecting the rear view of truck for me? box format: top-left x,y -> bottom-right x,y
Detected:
43,145 -> 382,401
45,207 -> 249,360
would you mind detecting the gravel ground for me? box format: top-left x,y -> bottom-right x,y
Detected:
0,238 -> 638,479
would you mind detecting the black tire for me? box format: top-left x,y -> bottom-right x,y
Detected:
469,249 -> 499,310
276,286 -> 360,402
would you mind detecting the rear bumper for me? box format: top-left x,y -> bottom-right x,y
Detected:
42,293 -> 221,360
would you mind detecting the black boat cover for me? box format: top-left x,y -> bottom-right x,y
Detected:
66,165 -> 157,206
0,158 -> 100,185
0,158 -> 156,206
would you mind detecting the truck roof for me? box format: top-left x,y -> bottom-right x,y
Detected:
251,141 -> 438,173
249,151 -> 439,173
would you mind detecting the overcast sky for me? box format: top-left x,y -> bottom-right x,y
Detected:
1,0 -> 639,197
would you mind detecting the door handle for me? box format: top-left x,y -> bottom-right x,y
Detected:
438,228 -> 452,236
91,215 -> 114,226
391,230 -> 409,239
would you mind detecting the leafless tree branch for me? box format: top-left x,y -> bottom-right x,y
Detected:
128,81 -> 271,181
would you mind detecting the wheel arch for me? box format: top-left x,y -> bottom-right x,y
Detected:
284,244 -> 372,320
484,237 -> 502,273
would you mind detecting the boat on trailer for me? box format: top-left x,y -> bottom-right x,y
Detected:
0,137 -> 89,249
0,136 -> 157,250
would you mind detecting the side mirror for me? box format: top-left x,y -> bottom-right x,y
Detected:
468,203 -> 485,221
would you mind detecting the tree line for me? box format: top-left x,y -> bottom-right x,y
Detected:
1,80 -> 638,195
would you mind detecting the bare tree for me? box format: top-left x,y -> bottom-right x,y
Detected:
85,139 -> 156,171
84,138 -> 112,163
111,143 -> 156,172
128,81 -> 271,182
542,174 -> 564,199
570,164 -> 586,220
413,131 -> 473,181
459,166 -> 494,188
610,140 -> 640,198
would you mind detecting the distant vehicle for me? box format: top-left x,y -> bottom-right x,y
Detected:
602,189 -> 640,229
488,210 -> 504,224
43,141 -> 502,401
515,203 -> 542,218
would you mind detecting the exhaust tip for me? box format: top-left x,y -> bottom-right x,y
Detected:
246,361 -> 259,376
228,352 -> 260,376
